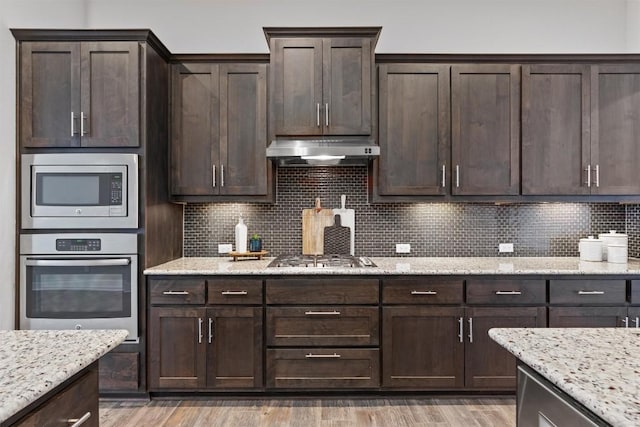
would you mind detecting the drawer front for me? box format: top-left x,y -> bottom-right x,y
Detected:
149,279 -> 205,305
382,278 -> 463,304
267,306 -> 379,346
208,279 -> 263,304
466,279 -> 546,305
630,280 -> 640,305
266,279 -> 379,304
266,348 -> 380,389
549,280 -> 626,305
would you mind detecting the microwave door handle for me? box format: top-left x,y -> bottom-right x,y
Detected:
25,259 -> 131,267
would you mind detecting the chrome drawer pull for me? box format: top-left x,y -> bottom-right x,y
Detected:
411,290 -> 438,295
162,290 -> 189,295
68,412 -> 91,427
304,311 -> 341,315
495,291 -> 522,295
221,290 -> 248,295
305,353 -> 341,359
578,290 -> 605,295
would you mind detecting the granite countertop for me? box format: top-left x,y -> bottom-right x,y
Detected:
0,329 -> 128,424
489,328 -> 640,426
144,256 -> 640,275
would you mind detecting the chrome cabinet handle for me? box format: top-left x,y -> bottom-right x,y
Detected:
198,318 -> 203,344
633,317 -> 639,328
221,290 -> 248,295
304,311 -> 341,315
325,103 -> 329,126
25,259 -> 130,267
80,111 -> 87,135
221,164 -> 225,187
595,164 -> 600,187
578,290 -> 605,295
622,316 -> 629,328
305,353 -> 341,359
212,165 -> 216,187
70,112 -> 76,136
468,317 -> 473,343
208,318 -> 213,343
458,317 -> 463,343
162,290 -> 189,295
441,165 -> 446,188
495,291 -> 522,295
316,103 -> 320,126
456,165 -> 460,188
68,412 -> 91,427
585,165 -> 591,187
411,290 -> 437,295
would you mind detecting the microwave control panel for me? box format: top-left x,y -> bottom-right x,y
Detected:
110,174 -> 123,205
56,239 -> 102,252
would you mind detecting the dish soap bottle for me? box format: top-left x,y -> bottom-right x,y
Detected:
235,215 -> 247,253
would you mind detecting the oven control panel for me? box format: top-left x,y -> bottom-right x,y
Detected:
56,238 -> 101,252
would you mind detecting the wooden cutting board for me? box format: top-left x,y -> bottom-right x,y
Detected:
302,198 -> 334,255
323,215 -> 351,255
332,194 -> 355,255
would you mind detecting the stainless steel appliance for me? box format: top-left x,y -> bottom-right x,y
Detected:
268,254 -> 376,268
266,139 -> 379,166
21,153 -> 138,229
20,233 -> 138,341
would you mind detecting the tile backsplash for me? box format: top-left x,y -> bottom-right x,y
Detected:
184,167 -> 639,258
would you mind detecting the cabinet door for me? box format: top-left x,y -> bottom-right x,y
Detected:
20,42 -> 81,148
465,307 -> 546,390
148,307 -> 206,390
219,64 -> 268,196
271,38 -> 323,136
591,64 -> 640,195
170,63 -> 219,196
382,306 -> 464,389
322,38 -> 371,135
451,65 -> 520,195
207,307 -> 263,389
548,306 -> 628,327
522,64 -> 591,195
80,41 -> 139,147
377,64 -> 450,196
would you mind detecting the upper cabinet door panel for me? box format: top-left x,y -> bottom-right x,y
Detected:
451,64 -> 520,195
20,42 -> 81,148
80,41 -> 140,147
272,38 -> 323,136
219,63 -> 268,196
171,63 -> 219,196
378,64 -> 450,196
591,64 -> 640,195
323,38 -> 371,135
522,64 -> 591,195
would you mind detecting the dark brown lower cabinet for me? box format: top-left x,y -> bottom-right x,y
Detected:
548,306 -> 628,327
148,306 -> 262,390
465,307 -> 546,390
382,306 -> 464,389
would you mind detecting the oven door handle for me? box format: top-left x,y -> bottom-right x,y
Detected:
25,259 -> 131,267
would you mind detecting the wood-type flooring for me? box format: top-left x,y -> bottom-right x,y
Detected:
100,397 -> 515,426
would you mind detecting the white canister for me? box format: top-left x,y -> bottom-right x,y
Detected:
598,230 -> 628,261
607,244 -> 628,264
579,236 -> 603,262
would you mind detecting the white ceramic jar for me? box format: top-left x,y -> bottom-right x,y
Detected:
607,244 -> 628,264
597,230 -> 628,261
578,236 -> 603,262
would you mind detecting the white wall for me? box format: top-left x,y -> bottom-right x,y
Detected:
0,0 -> 635,329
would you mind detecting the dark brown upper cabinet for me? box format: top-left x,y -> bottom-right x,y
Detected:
19,41 -> 139,148
170,62 -> 269,200
376,64 -> 450,197
451,64 -> 520,196
266,28 -> 380,138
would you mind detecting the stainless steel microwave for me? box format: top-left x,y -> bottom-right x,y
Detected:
21,153 -> 138,229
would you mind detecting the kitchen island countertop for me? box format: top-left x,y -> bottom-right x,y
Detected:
490,327 -> 640,426
144,256 -> 640,275
0,329 -> 128,424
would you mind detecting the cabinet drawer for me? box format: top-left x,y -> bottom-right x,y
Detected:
266,279 -> 379,304
208,279 -> 262,304
466,279 -> 546,305
383,278 -> 463,304
266,348 -> 380,389
630,280 -> 640,305
267,306 -> 379,346
15,367 -> 98,427
149,279 -> 206,305
549,280 -> 626,305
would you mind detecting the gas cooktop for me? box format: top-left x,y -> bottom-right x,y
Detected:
267,254 -> 376,268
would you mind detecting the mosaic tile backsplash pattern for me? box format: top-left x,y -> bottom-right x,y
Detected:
184,167 -> 639,258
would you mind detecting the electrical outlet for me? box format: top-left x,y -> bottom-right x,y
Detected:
396,243 -> 411,254
499,243 -> 514,253
218,243 -> 232,254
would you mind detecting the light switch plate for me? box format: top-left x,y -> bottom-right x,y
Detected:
499,243 -> 514,253
218,243 -> 233,254
396,243 -> 411,253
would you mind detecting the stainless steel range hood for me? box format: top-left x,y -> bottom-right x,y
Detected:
266,138 -> 380,166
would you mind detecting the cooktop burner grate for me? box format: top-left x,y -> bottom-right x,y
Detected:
267,254 -> 375,268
